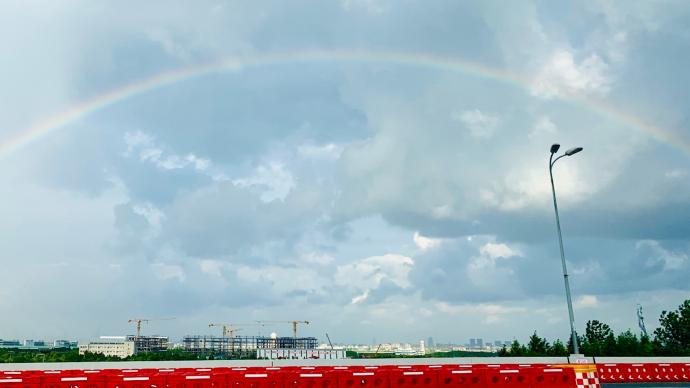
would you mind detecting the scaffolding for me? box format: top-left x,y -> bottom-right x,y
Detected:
182,335 -> 317,356
126,335 -> 169,353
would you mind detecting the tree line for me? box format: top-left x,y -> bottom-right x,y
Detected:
499,299 -> 690,357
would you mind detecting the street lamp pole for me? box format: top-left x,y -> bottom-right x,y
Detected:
549,144 -> 583,355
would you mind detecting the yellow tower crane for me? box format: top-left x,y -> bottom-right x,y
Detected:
127,317 -> 175,338
255,320 -> 310,338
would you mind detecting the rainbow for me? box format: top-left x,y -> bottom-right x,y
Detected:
2,49 -> 688,157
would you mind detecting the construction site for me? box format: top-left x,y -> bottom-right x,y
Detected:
79,319 -> 344,360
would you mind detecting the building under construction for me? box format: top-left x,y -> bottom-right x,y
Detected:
127,335 -> 169,353
182,335 -> 317,357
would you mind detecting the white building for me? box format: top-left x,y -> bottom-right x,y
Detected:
78,338 -> 135,359
257,348 -> 346,360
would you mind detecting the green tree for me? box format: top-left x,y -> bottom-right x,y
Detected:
509,340 -> 528,356
584,320 -> 615,356
527,331 -> 550,356
548,339 -> 568,356
614,330 -> 641,356
653,299 -> 690,355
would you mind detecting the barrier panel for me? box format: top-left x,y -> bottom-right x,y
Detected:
0,376 -> 41,388
437,366 -> 486,388
388,368 -> 437,388
229,370 -> 284,388
41,373 -> 106,388
529,367 -> 573,388
484,368 -> 529,388
336,370 -> 388,388
284,371 -> 336,388
104,374 -> 166,388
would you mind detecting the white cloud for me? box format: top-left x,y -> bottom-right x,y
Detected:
531,50 -> 611,98
301,252 -> 335,265
436,302 -> 527,324
335,254 -> 414,291
199,259 -> 225,277
574,294 -> 599,309
235,265 -> 327,295
413,232 -> 441,251
637,240 -> 688,271
341,0 -> 389,14
233,163 -> 295,202
468,241 -> 521,286
529,116 -> 558,139
453,109 -> 499,138
351,290 -> 369,304
151,262 -> 186,282
298,143 -> 344,160
123,131 -> 212,172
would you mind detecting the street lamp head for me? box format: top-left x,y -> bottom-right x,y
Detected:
550,144 -> 561,154
565,146 -> 583,156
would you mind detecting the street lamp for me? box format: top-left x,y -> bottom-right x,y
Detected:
549,143 -> 583,355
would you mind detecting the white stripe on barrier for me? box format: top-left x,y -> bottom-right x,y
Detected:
85,371 -> 101,374
233,368 -> 247,371
398,366 -> 412,369
353,373 -> 374,376
0,380 -> 22,383
519,364 -> 531,367
451,371 -> 472,374
403,372 -> 423,376
499,370 -> 519,374
44,371 -> 61,374
196,369 -> 211,372
3,373 -> 21,375
334,367 -> 348,370
123,370 -> 139,373
300,374 -> 322,378
159,370 -> 175,372
61,377 -> 88,382
301,367 -> 316,370
429,366 -> 442,368
186,376 -> 210,380
487,365 -> 500,367
632,364 -> 643,366
267,368 -> 281,371
245,374 -> 268,378
364,367 -> 378,370
458,365 -> 472,368
544,369 -> 563,372
123,377 -> 149,381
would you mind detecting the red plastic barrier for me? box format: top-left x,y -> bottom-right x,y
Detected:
388,368 -> 437,388
105,374 -> 166,388
0,376 -> 41,388
336,370 -> 388,388
438,367 -> 486,388
484,368 -> 530,388
41,373 -> 105,388
229,370 -> 284,388
285,371 -> 336,388
529,367 -> 573,388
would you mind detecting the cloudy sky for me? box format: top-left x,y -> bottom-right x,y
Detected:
1,0 -> 690,345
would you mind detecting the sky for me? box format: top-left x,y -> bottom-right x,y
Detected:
1,0 -> 690,345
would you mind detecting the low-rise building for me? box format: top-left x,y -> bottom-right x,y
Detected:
78,338 -> 135,359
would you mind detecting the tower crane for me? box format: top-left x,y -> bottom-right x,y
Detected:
256,320 -> 310,338
637,304 -> 648,337
208,323 -> 268,338
128,318 -> 175,338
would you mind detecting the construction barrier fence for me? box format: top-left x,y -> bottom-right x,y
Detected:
1,363 -> 689,388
